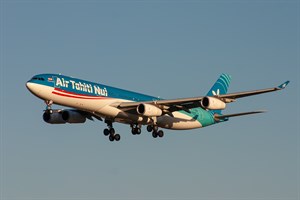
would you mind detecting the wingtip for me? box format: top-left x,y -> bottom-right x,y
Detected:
278,81 -> 290,89
257,110 -> 267,113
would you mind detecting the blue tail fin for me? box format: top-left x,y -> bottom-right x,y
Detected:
206,73 -> 232,114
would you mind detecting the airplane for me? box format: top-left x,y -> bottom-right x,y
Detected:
26,73 -> 289,142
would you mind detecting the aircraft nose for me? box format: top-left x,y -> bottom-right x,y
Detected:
26,82 -> 34,91
26,81 -> 43,97
26,82 -> 40,95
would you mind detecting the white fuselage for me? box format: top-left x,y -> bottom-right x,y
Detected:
26,82 -> 202,130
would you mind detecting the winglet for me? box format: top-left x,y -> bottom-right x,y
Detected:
278,81 -> 290,89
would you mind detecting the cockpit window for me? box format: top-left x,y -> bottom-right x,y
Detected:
31,77 -> 45,81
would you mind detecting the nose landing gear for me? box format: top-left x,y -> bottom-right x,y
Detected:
45,100 -> 53,114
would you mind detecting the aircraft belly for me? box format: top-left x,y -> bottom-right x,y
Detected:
157,112 -> 202,130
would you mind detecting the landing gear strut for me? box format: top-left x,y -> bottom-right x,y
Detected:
147,125 -> 164,138
103,120 -> 120,142
45,100 -> 53,114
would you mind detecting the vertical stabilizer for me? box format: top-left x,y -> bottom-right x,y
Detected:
206,73 -> 232,114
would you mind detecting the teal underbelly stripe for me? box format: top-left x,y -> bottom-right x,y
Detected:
180,107 -> 215,127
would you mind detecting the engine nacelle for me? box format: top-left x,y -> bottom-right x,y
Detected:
137,104 -> 162,117
43,112 -> 66,124
201,96 -> 226,110
61,110 -> 87,123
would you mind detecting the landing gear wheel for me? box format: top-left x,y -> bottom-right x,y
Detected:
152,131 -> 158,138
131,128 -> 136,135
45,109 -> 53,114
158,130 -> 164,138
114,134 -> 121,141
103,129 -> 110,136
131,127 -> 141,135
147,125 -> 153,132
110,128 -> 115,135
109,135 -> 115,142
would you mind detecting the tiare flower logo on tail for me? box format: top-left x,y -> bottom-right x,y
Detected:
212,89 -> 220,96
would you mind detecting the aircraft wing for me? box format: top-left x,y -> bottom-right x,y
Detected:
217,81 -> 290,99
214,110 -> 266,120
115,96 -> 204,112
114,81 -> 289,113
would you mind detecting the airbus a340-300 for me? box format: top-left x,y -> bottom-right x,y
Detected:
26,73 -> 289,142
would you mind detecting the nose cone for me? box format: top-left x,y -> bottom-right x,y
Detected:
26,82 -> 34,92
26,81 -> 41,97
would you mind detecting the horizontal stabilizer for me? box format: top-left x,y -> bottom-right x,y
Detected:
214,110 -> 266,120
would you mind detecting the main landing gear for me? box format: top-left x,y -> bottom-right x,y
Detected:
103,120 -> 120,142
146,125 -> 164,138
102,121 -> 164,142
131,124 -> 141,135
132,124 -> 164,138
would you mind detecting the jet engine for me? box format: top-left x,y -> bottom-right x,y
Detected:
137,104 -> 162,117
43,112 -> 66,124
201,96 -> 226,110
61,110 -> 87,123
43,110 -> 87,124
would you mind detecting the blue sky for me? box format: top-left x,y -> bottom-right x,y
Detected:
1,1 -> 299,199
